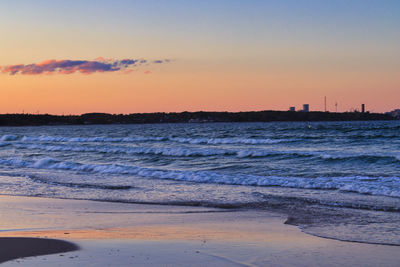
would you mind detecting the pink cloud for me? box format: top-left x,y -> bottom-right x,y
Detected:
1,58 -> 171,75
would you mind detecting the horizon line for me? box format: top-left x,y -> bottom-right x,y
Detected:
0,109 -> 393,116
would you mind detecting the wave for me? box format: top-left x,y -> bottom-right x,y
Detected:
11,142 -> 400,162
0,135 -> 18,141
17,135 -> 287,145
12,142 -> 293,158
29,176 -> 133,190
169,137 -> 284,145
0,142 -> 10,147
20,135 -> 167,143
13,143 -> 232,157
320,154 -> 400,163
9,132 -> 400,146
1,157 -> 400,198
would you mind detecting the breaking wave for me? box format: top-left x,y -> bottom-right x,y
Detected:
7,135 -> 288,145
0,135 -> 18,141
1,157 -> 399,198
9,142 -> 400,162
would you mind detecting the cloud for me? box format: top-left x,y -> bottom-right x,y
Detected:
1,58 -> 171,75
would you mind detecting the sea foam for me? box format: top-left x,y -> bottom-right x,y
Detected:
18,135 -> 287,145
1,156 -> 399,198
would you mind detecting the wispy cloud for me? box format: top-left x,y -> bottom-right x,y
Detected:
1,58 -> 170,75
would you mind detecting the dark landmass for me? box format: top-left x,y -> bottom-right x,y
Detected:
387,109 -> 400,119
0,111 -> 395,126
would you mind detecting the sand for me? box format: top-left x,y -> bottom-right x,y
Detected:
1,195 -> 400,266
0,237 -> 78,264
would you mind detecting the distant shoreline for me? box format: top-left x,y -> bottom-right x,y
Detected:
0,110 -> 395,126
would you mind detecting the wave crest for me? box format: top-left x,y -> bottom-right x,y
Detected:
0,156 -> 399,198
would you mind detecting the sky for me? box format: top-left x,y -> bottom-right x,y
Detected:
0,0 -> 399,114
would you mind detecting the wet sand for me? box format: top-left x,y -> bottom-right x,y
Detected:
0,237 -> 78,264
1,195 -> 400,266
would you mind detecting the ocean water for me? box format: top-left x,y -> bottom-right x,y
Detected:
0,121 -> 399,245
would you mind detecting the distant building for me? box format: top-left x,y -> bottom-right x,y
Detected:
289,107 -> 296,112
361,104 -> 365,113
303,104 -> 309,112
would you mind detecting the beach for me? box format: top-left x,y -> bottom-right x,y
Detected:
0,122 -> 400,265
1,195 -> 399,266
2,0 -> 399,264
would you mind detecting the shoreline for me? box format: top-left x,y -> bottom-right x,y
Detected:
0,111 -> 394,127
1,195 -> 400,266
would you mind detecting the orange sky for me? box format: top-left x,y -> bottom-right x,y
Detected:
1,1 -> 399,114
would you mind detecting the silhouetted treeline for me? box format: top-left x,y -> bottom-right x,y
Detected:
0,111 -> 394,126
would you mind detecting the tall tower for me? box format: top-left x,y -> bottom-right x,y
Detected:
303,104 -> 309,112
324,96 -> 327,112
361,104 -> 365,113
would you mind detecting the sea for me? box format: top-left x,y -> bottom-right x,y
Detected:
0,121 -> 399,245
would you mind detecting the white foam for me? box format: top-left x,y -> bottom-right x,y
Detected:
10,142 -> 320,158
19,134 -> 286,145
32,157 -> 56,168
11,142 -> 400,161
20,135 -> 166,143
0,156 -> 399,198
169,137 -> 283,145
13,143 -> 231,157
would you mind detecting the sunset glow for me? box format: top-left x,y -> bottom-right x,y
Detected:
1,0 -> 399,114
